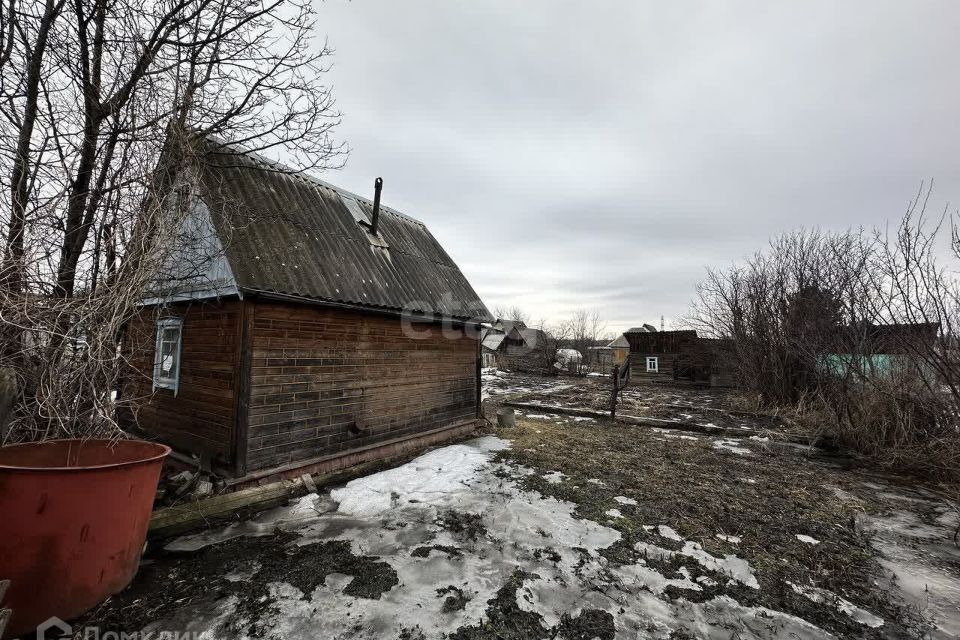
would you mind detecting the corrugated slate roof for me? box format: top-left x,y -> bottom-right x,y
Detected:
482,333 -> 505,351
607,334 -> 629,348
195,138 -> 491,322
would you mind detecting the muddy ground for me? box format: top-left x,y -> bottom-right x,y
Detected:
483,369 -> 790,434
75,371 -> 959,639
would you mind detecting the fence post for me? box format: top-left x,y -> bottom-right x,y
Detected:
610,364 -> 619,419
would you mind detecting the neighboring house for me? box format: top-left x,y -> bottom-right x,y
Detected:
516,327 -> 550,352
490,319 -> 526,335
589,334 -> 630,374
821,322 -> 939,379
608,334 -> 630,362
480,322 -> 553,372
624,328 -> 734,387
481,331 -> 505,368
123,134 -> 491,482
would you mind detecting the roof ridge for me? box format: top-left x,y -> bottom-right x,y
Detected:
200,133 -> 426,227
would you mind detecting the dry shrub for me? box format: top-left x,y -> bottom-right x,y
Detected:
815,376 -> 960,481
692,185 -> 960,486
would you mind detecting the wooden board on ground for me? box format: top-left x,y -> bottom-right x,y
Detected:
503,401 -> 815,446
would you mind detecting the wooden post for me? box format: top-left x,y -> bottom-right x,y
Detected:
610,364 -> 619,419
476,334 -> 482,420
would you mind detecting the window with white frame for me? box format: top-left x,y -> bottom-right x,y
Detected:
646,356 -> 659,373
154,318 -> 183,393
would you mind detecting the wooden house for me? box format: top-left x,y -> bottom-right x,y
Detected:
479,321 -> 551,372
480,331 -> 504,368
822,322 -> 940,379
589,334 -> 630,373
122,135 -> 491,483
624,328 -> 734,386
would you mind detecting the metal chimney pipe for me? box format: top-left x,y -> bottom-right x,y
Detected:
371,177 -> 383,235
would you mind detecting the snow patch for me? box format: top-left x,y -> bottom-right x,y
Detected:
542,470 -> 566,485
789,582 -> 883,628
713,439 -> 751,455
637,540 -> 760,589
656,525 -> 684,542
331,436 -> 509,518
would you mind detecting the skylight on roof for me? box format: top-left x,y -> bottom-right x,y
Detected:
343,196 -> 371,225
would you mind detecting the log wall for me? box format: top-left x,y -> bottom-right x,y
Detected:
122,299 -> 243,469
246,301 -> 480,472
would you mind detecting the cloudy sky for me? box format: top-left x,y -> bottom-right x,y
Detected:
314,1 -> 959,334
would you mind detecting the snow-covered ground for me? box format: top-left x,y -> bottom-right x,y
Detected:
155,437 -> 871,640
480,368 -> 573,400
855,487 -> 960,639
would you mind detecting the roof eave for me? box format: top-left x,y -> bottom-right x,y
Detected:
241,288 -> 491,326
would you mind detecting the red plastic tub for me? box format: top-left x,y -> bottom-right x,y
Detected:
0,439 -> 169,638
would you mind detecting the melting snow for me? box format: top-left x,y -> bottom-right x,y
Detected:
156,436 -> 838,639
713,439 -> 751,455
716,534 -> 742,544
656,525 -> 684,542
789,582 -> 884,628
605,508 -> 624,519
542,470 -> 566,484
614,496 -> 638,506
795,534 -> 820,545
637,540 -> 761,589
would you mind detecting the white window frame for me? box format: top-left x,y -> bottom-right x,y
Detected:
153,317 -> 183,394
646,356 -> 659,373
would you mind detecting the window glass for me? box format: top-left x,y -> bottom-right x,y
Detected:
154,318 -> 183,392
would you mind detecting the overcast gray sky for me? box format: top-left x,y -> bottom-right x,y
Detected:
315,1 -> 959,334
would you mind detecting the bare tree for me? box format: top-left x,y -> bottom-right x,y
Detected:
690,187 -> 960,481
0,0 -> 344,442
493,305 -> 529,326
568,308 -> 607,375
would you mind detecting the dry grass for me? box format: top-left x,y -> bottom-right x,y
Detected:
496,415 -> 926,638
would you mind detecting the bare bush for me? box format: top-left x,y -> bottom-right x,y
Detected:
0,0 -> 343,443
692,186 -> 960,482
568,309 -> 606,375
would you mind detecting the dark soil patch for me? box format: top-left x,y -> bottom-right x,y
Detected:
398,627 -> 426,640
533,547 -> 561,563
436,585 -> 470,613
411,544 -> 463,559
76,533 -> 398,637
437,510 -> 487,542
449,570 -> 615,640
555,608 -> 615,640
449,569 -> 544,640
